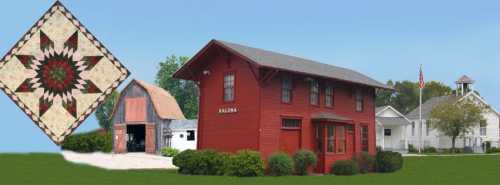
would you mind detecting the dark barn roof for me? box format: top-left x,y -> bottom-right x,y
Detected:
174,40 -> 392,90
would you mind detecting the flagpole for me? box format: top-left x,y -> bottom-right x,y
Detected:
419,85 -> 423,153
418,64 -> 423,154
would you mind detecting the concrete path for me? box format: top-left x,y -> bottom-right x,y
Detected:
403,153 -> 500,157
62,151 -> 176,170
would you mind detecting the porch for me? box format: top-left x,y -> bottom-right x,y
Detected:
376,117 -> 410,153
311,112 -> 367,173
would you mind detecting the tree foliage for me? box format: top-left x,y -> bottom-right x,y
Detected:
95,91 -> 119,131
429,101 -> 485,150
155,55 -> 199,119
376,80 -> 452,114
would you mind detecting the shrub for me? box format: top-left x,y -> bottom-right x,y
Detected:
487,147 -> 500,153
375,151 -> 403,173
293,149 -> 317,176
331,160 -> 359,176
172,149 -> 197,174
192,150 -> 228,175
226,150 -> 264,177
423,146 -> 437,153
161,147 -> 180,157
463,147 -> 474,154
408,144 -> 418,153
484,141 -> 492,153
267,152 -> 294,176
352,152 -> 375,173
61,131 -> 112,153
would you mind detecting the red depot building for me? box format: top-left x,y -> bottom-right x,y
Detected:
174,40 -> 392,173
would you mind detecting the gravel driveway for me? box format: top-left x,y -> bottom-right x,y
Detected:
62,151 -> 177,170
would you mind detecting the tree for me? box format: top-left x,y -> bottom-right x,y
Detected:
375,80 -> 394,107
376,80 -> 452,114
429,101 -> 485,151
156,55 -> 199,119
95,91 -> 119,131
423,81 -> 452,101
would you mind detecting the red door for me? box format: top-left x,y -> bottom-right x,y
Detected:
346,125 -> 355,156
279,129 -> 301,155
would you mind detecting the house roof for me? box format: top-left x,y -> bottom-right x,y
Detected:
376,105 -> 412,126
376,117 -> 411,126
407,91 -> 500,120
112,80 -> 185,120
311,112 -> 353,122
456,75 -> 474,84
406,95 -> 459,120
170,119 -> 197,130
174,40 -> 392,90
375,106 -> 389,113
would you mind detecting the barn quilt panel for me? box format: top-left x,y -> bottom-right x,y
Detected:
0,2 -> 129,144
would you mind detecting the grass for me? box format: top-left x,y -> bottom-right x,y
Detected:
1,153 -> 499,185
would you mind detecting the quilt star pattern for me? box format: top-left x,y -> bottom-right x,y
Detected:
0,2 -> 129,144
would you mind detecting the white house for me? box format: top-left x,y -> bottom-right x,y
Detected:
406,75 -> 500,152
167,120 -> 198,151
376,106 -> 411,152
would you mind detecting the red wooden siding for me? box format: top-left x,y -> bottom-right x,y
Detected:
197,50 -> 261,152
113,124 -> 126,153
179,43 -> 378,174
125,97 -> 146,122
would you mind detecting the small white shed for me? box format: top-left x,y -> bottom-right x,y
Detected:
167,120 -> 198,151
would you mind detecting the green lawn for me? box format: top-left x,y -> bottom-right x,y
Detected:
1,153 -> 499,185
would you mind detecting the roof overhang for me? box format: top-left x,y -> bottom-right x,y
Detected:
173,39 -> 394,90
311,112 -> 354,124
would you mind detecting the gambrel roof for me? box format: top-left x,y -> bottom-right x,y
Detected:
112,80 -> 185,120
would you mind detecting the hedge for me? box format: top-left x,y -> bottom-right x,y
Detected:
226,150 -> 265,177
161,147 -> 180,157
61,130 -> 112,153
293,149 -> 317,176
331,160 -> 359,176
267,152 -> 294,176
375,151 -> 403,173
352,152 -> 375,173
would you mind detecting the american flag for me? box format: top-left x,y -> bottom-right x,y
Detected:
419,65 -> 425,89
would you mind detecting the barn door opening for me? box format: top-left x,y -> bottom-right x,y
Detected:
127,124 -> 145,152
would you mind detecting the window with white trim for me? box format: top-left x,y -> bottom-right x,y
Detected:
325,85 -> 334,107
282,119 -> 301,129
355,89 -> 364,112
282,76 -> 293,103
310,79 -> 319,105
411,122 -> 415,136
223,73 -> 235,102
480,126 -> 487,136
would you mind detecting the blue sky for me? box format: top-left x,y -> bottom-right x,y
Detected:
0,0 -> 499,152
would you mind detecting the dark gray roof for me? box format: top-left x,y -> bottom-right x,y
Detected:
216,40 -> 391,89
376,117 -> 410,126
311,112 -> 352,122
456,75 -> 474,84
170,120 -> 197,130
406,95 -> 459,120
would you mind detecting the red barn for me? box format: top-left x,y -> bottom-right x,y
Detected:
174,40 -> 391,173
